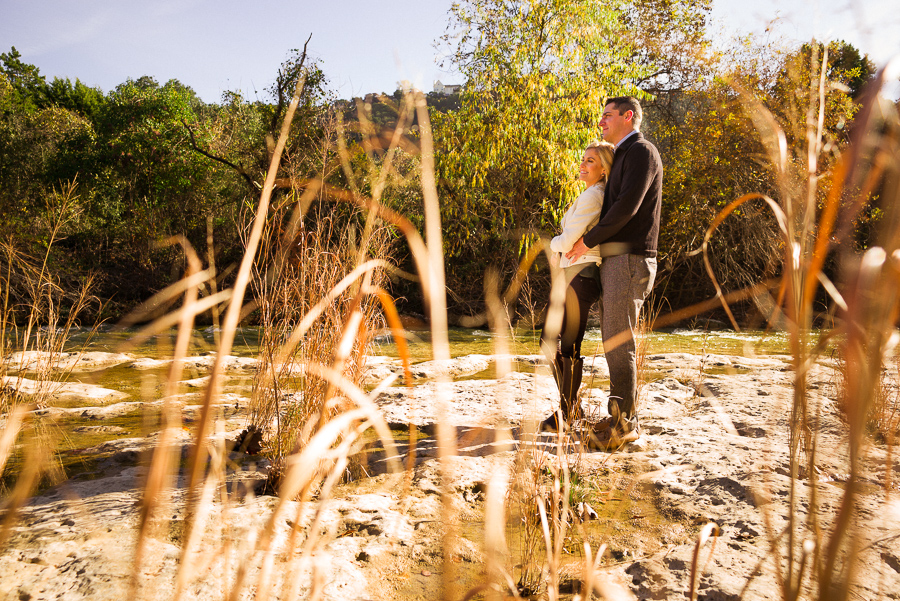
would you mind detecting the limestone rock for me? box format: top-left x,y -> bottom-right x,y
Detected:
129,354 -> 258,374
5,351 -> 134,373
409,354 -> 492,379
3,375 -> 129,404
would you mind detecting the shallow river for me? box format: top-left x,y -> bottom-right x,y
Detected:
64,325 -> 794,362
3,325 -> 797,486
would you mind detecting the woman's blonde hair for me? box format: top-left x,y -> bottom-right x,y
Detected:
585,140 -> 615,181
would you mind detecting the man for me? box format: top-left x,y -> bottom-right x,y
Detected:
565,96 -> 662,449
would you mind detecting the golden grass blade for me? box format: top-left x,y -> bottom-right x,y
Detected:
0,429 -> 44,547
372,287 -> 417,481
803,158 -> 846,310
692,193 -> 789,330
373,288 -> 412,384
580,542 -> 595,601
732,81 -> 790,189
370,89 -> 416,203
118,289 -> 233,353
270,259 -> 389,368
317,287 -> 368,428
353,93 -> 416,267
205,215 -> 221,344
800,45 -> 829,254
131,236 -> 203,596
415,90 -> 449,350
252,409 -> 368,560
271,178 -> 324,277
649,280 -> 780,330
540,243 -> 571,361
589,576 -> 637,601
116,267 -> 216,327
833,58 -> 898,223
293,179 -> 430,287
415,88 -> 461,601
484,266 -> 513,376
275,423 -> 367,601
688,522 -> 720,601
172,431 -> 228,601
455,239 -> 547,328
535,486 -> 559,601
483,462 -> 510,601
305,361 -> 403,472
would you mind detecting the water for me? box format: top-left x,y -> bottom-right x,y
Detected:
62,325 -> 262,358
2,325 -> 798,492
372,326 -> 794,361
43,324 -> 795,362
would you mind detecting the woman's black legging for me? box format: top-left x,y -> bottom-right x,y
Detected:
540,272 -> 601,359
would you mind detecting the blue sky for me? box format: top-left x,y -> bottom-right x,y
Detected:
1,0 -> 898,103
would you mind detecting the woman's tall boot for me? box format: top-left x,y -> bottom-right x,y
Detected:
542,354 -> 584,431
558,355 -> 584,421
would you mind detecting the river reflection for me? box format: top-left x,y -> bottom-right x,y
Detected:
370,327 -> 794,360
59,325 -> 794,360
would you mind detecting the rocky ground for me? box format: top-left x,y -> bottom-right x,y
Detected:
1,349 -> 899,600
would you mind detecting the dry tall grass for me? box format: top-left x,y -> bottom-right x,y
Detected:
246,204 -> 391,461
1,182 -> 98,413
698,49 -> 900,600
1,182 -> 99,508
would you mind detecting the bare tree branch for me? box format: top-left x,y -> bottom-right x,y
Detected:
182,119 -> 258,190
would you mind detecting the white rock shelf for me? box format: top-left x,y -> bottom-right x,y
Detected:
2,375 -> 129,403
2,350 -> 899,601
5,351 -> 134,373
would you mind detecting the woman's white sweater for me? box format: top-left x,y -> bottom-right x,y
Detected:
550,182 -> 605,269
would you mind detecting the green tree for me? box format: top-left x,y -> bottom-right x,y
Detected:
622,0 -> 712,93
433,0 -> 708,306
44,77 -> 106,119
434,1 -> 637,275
0,46 -> 48,112
645,37 -> 870,322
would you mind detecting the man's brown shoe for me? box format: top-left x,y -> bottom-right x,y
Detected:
587,422 -> 639,451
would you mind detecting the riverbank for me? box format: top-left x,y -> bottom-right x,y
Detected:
1,350 -> 899,600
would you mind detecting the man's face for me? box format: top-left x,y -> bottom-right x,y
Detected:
599,103 -> 633,145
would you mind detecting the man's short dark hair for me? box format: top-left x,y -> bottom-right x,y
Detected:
606,96 -> 642,131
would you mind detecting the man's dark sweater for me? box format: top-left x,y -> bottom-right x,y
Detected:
583,132 -> 662,257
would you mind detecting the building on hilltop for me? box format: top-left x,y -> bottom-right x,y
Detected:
433,80 -> 462,96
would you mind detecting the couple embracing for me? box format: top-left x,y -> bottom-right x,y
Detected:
540,96 -> 663,450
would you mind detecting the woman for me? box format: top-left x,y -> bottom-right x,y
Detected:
541,140 -> 615,431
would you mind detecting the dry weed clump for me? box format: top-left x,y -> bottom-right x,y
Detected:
872,354 -> 900,445
246,205 -> 392,461
1,182 -> 99,413
1,182 -> 100,504
123,69 -> 427,598
832,344 -> 900,448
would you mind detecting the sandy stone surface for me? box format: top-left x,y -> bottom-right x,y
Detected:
128,354 -> 259,374
5,351 -> 135,373
374,371 -> 558,427
2,351 -> 899,600
2,375 -> 129,404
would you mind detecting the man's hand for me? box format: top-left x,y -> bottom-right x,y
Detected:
565,237 -> 588,262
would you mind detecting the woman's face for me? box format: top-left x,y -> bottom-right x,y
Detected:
579,149 -> 606,187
